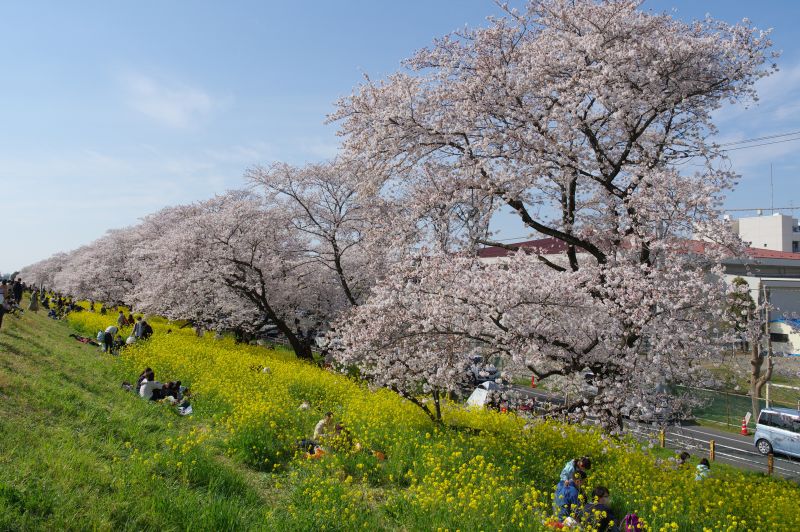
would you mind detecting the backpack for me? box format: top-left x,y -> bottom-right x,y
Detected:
623,513 -> 641,531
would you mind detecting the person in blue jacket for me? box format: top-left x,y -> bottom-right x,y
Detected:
560,456 -> 591,482
554,470 -> 587,519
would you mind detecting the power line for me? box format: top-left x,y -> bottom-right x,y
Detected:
721,136 -> 800,152
717,130 -> 800,147
724,206 -> 800,212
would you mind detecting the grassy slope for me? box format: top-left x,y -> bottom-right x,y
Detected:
0,306 -> 267,531
4,303 -> 800,531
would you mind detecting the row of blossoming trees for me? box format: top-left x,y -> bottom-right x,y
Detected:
21,1 -> 775,431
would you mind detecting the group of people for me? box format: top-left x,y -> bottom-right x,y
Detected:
552,456 -> 641,531
99,316 -> 154,354
126,367 -> 192,415
552,450 -> 710,530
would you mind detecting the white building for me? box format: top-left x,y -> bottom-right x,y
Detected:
732,213 -> 800,253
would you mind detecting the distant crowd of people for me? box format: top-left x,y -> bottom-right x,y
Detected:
0,279 -> 159,356
1,280 -> 89,324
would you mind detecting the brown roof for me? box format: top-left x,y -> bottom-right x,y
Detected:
746,248 -> 800,261
478,237 -> 800,261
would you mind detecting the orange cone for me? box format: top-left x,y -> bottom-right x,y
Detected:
530,375 -> 537,388
740,417 -> 749,436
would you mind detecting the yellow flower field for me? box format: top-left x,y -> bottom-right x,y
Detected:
68,310 -> 800,530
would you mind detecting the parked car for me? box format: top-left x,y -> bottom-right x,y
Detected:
754,407 -> 800,458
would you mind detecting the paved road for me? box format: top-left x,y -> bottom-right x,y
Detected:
509,384 -> 800,480
628,421 -> 800,481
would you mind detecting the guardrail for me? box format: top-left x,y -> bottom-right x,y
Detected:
625,422 -> 796,477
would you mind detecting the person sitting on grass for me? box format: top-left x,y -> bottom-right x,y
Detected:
695,458 -> 711,480
580,485 -> 618,532
560,456 -> 591,483
141,320 -> 154,340
329,423 -> 361,453
158,381 -> 182,402
314,411 -> 334,441
676,451 -> 691,468
112,334 -> 126,353
554,470 -> 587,520
139,377 -> 163,400
136,368 -> 154,391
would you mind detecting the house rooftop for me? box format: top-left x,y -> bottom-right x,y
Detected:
477,237 -> 800,261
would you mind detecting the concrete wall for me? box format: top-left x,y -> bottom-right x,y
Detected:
737,214 -> 795,252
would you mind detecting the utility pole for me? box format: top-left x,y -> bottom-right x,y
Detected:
770,163 -> 774,214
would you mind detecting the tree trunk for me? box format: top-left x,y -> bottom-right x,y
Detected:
432,389 -> 442,422
390,386 -> 440,424
272,317 -> 313,361
750,288 -> 773,418
332,244 -> 358,307
750,335 -> 773,419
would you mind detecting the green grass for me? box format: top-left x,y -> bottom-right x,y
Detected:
0,304 -> 267,531
3,301 -> 800,531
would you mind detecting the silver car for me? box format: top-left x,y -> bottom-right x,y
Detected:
754,407 -> 800,457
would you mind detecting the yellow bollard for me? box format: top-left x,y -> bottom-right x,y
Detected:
659,429 -> 665,448
709,439 -> 715,462
768,453 -> 774,476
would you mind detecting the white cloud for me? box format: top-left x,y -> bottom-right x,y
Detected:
119,71 -> 218,128
713,58 -> 800,129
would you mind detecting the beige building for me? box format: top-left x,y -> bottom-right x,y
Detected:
731,213 -> 800,253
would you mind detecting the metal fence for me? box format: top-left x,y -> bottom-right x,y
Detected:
675,384 -> 800,429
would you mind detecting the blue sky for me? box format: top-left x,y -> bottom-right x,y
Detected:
2,0 -> 800,273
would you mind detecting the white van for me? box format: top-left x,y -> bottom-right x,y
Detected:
753,407 -> 800,457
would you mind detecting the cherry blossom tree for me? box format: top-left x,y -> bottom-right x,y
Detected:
53,227 -> 144,304
246,159 -> 378,307
330,0 -> 775,429
126,204 -> 250,331
134,191 -> 349,360
19,252 -> 68,291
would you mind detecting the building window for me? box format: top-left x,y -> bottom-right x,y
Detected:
770,332 -> 790,343
794,241 -> 800,253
